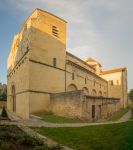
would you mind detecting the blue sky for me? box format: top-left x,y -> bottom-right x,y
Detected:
0,0 -> 133,90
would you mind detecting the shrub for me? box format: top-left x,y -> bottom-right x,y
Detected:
0,140 -> 11,150
130,105 -> 133,119
1,107 -> 8,118
33,144 -> 63,150
21,135 -> 63,150
50,144 -> 63,150
0,132 -> 12,140
21,135 -> 43,146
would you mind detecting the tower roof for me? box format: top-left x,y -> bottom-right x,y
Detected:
86,57 -> 102,67
86,58 -> 96,63
35,8 -> 67,23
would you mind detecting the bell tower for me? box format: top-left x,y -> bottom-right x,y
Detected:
29,8 -> 67,70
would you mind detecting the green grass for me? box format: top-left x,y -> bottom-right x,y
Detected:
33,121 -> 133,150
109,107 -> 130,121
35,114 -> 84,123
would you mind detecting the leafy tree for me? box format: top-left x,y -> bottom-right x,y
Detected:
128,89 -> 133,100
0,84 -> 7,101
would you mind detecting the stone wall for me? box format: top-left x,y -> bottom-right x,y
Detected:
7,53 -> 30,119
50,90 -> 120,121
66,53 -> 108,97
50,90 -> 84,119
29,92 -> 50,114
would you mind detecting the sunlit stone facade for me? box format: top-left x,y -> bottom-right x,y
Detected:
7,9 -> 128,120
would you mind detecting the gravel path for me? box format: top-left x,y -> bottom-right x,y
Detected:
1,109 -> 132,128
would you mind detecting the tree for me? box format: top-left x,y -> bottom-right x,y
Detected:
0,84 -> 7,101
1,106 -> 8,117
128,89 -> 133,100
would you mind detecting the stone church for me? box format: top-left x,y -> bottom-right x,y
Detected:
7,8 -> 128,120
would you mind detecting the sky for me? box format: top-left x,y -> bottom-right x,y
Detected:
0,0 -> 133,90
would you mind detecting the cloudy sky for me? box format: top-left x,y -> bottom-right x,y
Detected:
0,0 -> 133,89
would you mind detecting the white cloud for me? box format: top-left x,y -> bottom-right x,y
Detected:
6,0 -> 133,55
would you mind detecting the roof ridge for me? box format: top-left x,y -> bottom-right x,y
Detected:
101,67 -> 127,75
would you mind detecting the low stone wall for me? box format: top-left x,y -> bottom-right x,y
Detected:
50,91 -> 120,121
85,96 -> 120,120
50,90 -> 84,119
0,101 -> 7,108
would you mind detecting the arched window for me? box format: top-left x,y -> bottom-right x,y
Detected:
104,92 -> 107,97
110,80 -> 114,86
85,78 -> 87,84
11,84 -> 16,112
92,89 -> 97,96
99,91 -> 102,96
82,87 -> 89,95
72,72 -> 75,80
94,80 -> 96,86
67,84 -> 77,91
53,58 -> 57,67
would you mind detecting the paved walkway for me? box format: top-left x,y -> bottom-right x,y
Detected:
119,109 -> 132,122
1,109 -> 132,128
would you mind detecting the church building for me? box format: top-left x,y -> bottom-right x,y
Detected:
7,8 -> 128,120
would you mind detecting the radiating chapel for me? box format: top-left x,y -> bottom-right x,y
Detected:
7,8 -> 128,120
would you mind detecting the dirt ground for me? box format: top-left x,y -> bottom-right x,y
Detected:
0,125 -> 62,150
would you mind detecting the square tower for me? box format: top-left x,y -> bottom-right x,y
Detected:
7,8 -> 67,119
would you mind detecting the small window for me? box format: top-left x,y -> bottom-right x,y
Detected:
117,80 -> 119,85
110,80 -> 113,86
94,80 -> 96,86
53,58 -> 56,67
72,72 -> 75,80
85,78 -> 87,84
100,84 -> 101,88
52,26 -> 59,38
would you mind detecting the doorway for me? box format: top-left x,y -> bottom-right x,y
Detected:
92,105 -> 95,119
99,105 -> 102,118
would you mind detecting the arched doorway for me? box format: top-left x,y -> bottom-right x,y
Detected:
67,84 -> 77,91
11,85 -> 16,112
82,87 -> 89,95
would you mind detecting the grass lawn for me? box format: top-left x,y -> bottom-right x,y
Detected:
35,114 -> 84,123
109,107 -> 130,121
33,121 -> 133,150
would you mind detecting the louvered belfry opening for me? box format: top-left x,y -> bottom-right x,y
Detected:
52,26 -> 59,38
